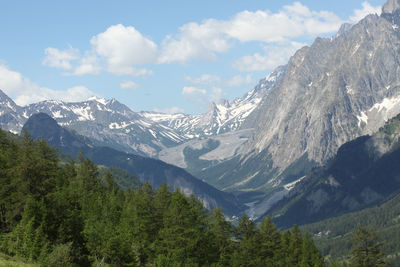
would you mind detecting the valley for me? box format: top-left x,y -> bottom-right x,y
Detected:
2,0 -> 400,265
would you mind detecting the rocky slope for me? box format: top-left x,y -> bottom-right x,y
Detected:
208,1 -> 400,192
269,113 -> 400,228
0,90 -> 24,134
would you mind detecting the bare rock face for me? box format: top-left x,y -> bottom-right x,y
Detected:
244,9 -> 400,173
383,0 -> 400,14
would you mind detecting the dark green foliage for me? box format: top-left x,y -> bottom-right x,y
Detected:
301,192 -> 400,265
0,128 -> 324,266
350,226 -> 386,267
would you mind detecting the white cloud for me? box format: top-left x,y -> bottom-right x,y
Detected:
0,63 -> 95,106
159,2 -> 343,64
42,46 -> 79,70
233,42 -> 306,72
225,74 -> 254,87
185,73 -> 253,87
182,86 -> 226,108
182,86 -> 208,106
182,86 -> 207,96
185,74 -> 222,87
225,2 -> 342,43
209,87 -> 226,102
349,2 -> 382,24
154,106 -> 184,114
71,52 -> 101,76
159,19 -> 230,64
120,80 -> 141,90
91,24 -> 157,76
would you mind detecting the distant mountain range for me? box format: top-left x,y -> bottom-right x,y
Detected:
0,68 -> 280,158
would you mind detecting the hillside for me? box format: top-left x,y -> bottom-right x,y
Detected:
301,193 -> 400,265
269,113 -> 400,228
21,112 -> 243,216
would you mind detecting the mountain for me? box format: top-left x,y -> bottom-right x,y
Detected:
0,70 -> 276,159
202,1 -> 400,194
0,90 -> 24,134
23,97 -> 185,157
141,66 -> 285,138
269,113 -> 400,228
21,112 -> 243,216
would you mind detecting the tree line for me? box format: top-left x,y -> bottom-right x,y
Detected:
0,129 -> 325,266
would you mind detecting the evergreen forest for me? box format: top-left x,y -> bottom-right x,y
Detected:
0,129 -> 325,266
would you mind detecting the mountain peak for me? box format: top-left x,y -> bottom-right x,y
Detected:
87,96 -> 108,105
382,0 -> 400,14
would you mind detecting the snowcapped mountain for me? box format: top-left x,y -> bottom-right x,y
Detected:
141,66 -> 285,139
0,69 -> 278,157
19,97 -> 185,157
0,90 -> 24,134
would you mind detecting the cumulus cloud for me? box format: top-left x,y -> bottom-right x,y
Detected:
42,46 -> 79,69
209,87 -> 226,102
182,86 -> 208,106
225,2 -> 342,43
185,74 -> 253,87
185,74 -> 222,87
159,2 -> 343,64
226,74 -> 254,87
182,86 -> 226,108
349,1 -> 382,24
71,52 -> 101,76
0,63 -> 95,106
233,42 -> 306,72
91,24 -> 157,76
159,19 -> 230,64
120,80 -> 141,90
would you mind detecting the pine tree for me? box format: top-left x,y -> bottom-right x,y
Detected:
209,208 -> 233,266
153,183 -> 172,231
232,214 -> 262,267
131,183 -> 156,265
156,190 -> 207,266
350,225 -> 386,267
300,232 -> 324,267
259,216 -> 281,265
288,224 -> 303,266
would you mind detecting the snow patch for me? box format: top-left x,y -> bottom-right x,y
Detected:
369,95 -> 400,113
52,110 -> 64,118
284,176 -> 305,191
357,111 -> 369,127
71,106 -> 95,121
88,96 -> 108,106
352,43 -> 361,55
346,85 -> 354,95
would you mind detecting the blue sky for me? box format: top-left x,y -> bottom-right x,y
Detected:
0,0 -> 386,114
